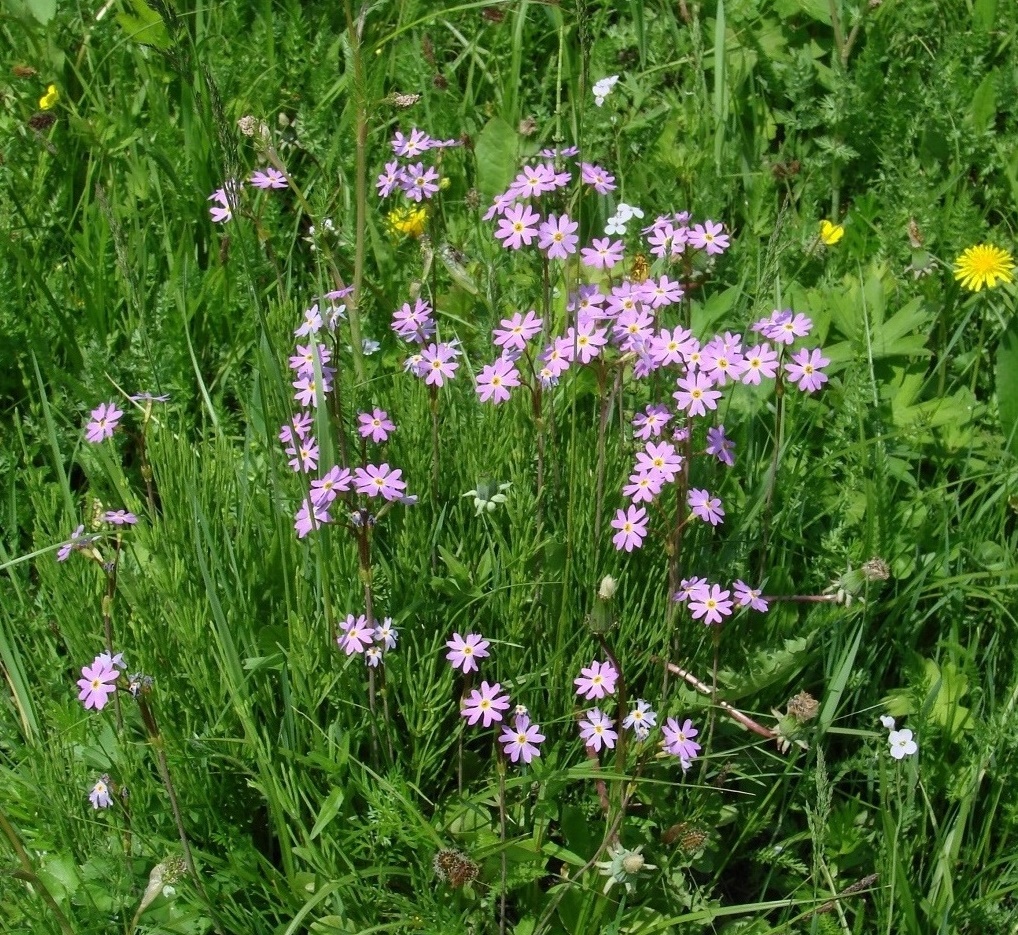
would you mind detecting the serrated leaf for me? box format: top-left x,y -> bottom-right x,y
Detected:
116,0 -> 171,49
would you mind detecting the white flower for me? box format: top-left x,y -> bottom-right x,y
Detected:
362,339 -> 380,355
879,715 -> 896,730
605,215 -> 629,236
616,202 -> 643,221
888,728 -> 917,760
593,75 -> 620,107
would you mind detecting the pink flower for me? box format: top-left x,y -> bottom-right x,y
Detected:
623,468 -> 664,503
632,404 -> 671,440
650,327 -> 695,368
102,510 -> 138,526
337,614 -> 374,655
419,342 -> 459,387
580,237 -> 624,269
784,348 -> 830,393
673,372 -> 722,417
292,374 -> 331,408
578,707 -> 617,752
741,343 -> 779,384
636,441 -> 682,483
401,162 -> 440,202
673,577 -> 709,603
661,717 -> 701,763
705,426 -> 735,466
733,580 -> 769,612
392,128 -> 433,158
579,162 -> 616,194
507,164 -> 558,199
476,357 -> 521,404
500,715 -> 545,764
357,409 -> 395,443
57,525 -> 97,562
574,660 -> 619,700
768,311 -> 813,345
376,160 -> 401,198
77,657 -> 119,710
89,776 -> 113,809
688,488 -> 724,525
688,219 -> 730,255
85,402 -> 124,443
461,680 -> 511,727
311,466 -> 352,507
294,498 -> 330,538
492,310 -> 543,351
354,463 -> 407,501
688,584 -> 734,624
289,342 -> 332,377
286,436 -> 319,473
565,322 -> 608,364
537,213 -> 579,260
494,203 -> 541,250
250,167 -> 288,189
392,298 -> 435,344
446,632 -> 490,673
611,505 -> 648,552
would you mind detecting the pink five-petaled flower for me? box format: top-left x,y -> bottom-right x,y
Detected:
579,708 -> 617,753
632,404 -> 671,440
103,510 -> 138,526
688,584 -> 734,625
733,580 -> 769,612
636,441 -> 683,483
401,162 -> 440,202
673,372 -> 722,417
580,237 -> 624,269
688,220 -> 729,255
311,466 -> 352,508
537,213 -> 579,260
574,659 -> 619,700
741,343 -> 779,385
476,357 -> 521,404
784,348 -> 830,393
77,657 -> 119,711
623,468 -> 664,504
419,342 -> 459,387
337,614 -> 374,655
57,524 -> 97,562
673,576 -> 710,603
611,505 -> 648,552
661,717 -> 701,767
493,310 -> 543,352
85,402 -> 124,443
499,714 -> 546,764
249,168 -> 288,189
461,680 -> 511,727
494,203 -> 541,250
354,463 -> 407,501
357,408 -> 395,443
286,436 -> 319,473
446,632 -> 490,673
688,488 -> 725,525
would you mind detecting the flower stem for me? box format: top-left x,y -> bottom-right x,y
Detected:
497,754 -> 508,935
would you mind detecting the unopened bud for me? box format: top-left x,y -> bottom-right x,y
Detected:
598,575 -> 618,601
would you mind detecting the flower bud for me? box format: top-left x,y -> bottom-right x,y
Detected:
598,575 -> 618,601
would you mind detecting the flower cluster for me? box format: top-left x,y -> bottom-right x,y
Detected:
337,614 -> 399,668
673,578 -> 768,623
376,128 -> 459,204
207,167 -> 290,223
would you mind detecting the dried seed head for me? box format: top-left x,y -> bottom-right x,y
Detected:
786,691 -> 819,723
518,116 -> 538,136
464,188 -> 480,210
13,64 -> 38,78
598,575 -> 618,601
862,557 -> 890,582
433,849 -> 479,887
387,92 -> 421,109
432,74 -> 448,91
28,111 -> 56,131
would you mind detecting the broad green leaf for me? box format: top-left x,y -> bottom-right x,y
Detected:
970,70 -> 997,134
116,0 -> 171,49
475,117 -> 519,201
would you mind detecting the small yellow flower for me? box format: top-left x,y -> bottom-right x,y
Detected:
819,219 -> 844,246
387,206 -> 427,239
39,84 -> 59,110
953,243 -> 1015,292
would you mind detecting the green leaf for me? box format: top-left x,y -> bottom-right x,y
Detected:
996,316 -> 1018,454
115,0 -> 171,49
474,117 -> 519,201
309,787 -> 344,840
970,70 -> 997,134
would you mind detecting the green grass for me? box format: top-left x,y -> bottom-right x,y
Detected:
2,1 -> 1018,933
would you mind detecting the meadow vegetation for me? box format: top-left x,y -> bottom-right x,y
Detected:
2,0 -> 1018,933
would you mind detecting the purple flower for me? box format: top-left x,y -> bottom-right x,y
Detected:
357,409 -> 395,443
295,304 -> 323,337
673,372 -> 722,418
733,580 -> 769,612
354,464 -> 407,501
705,426 -> 735,466
311,466 -> 352,507
507,164 -> 558,200
392,128 -> 433,158
574,659 -> 619,700
89,776 -> 113,809
622,468 -> 664,504
128,392 -> 170,403
249,167 -> 288,189
635,441 -> 683,483
537,213 -> 579,260
292,374 -> 331,408
580,162 -> 617,194
494,203 -> 541,250
57,524 -> 97,562
673,577 -> 709,603
401,162 -> 440,202
784,348 -> 830,393
279,412 -> 314,445
611,505 -> 648,552
85,402 -> 124,443
337,614 -> 374,655
767,311 -> 813,345
461,680 -> 511,727
392,298 -> 435,344
376,160 -> 401,198
649,327 -> 695,367
103,510 -> 138,526
632,404 -> 672,441
446,632 -> 490,673
499,714 -> 546,764
492,310 -> 543,351
741,343 -> 779,384
365,646 -> 383,668
419,342 -> 459,387
580,237 -> 624,269
688,220 -> 729,255
294,498 -> 330,538
688,584 -> 733,625
661,717 -> 701,765
286,436 -> 319,473
579,708 -> 617,752
289,342 -> 332,377
476,357 -> 521,404
688,488 -> 724,525
77,656 -> 119,710
373,618 -> 398,650
208,181 -> 241,223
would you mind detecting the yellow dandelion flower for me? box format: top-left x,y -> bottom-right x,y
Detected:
387,206 -> 427,239
819,220 -> 844,246
953,243 -> 1015,292
39,83 -> 59,110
